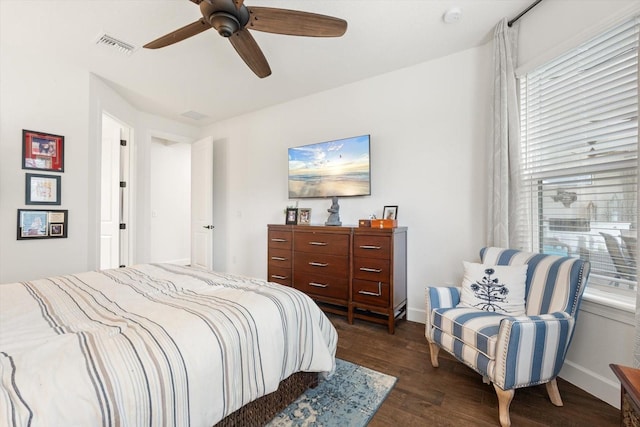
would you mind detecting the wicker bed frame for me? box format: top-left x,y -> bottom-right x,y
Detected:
215,371 -> 319,426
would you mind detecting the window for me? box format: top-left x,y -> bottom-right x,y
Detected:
518,16 -> 639,295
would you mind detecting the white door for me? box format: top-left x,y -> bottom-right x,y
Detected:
191,136 -> 215,269
100,114 -> 121,269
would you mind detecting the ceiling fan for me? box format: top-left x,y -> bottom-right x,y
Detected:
143,0 -> 347,78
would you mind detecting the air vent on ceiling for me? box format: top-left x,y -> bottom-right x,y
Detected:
181,111 -> 209,121
95,34 -> 136,55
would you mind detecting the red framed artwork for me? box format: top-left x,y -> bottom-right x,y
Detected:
22,129 -> 64,172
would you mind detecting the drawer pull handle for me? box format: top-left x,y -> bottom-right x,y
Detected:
271,238 -> 287,242
271,256 -> 287,261
309,262 -> 329,267
271,275 -> 288,280
360,267 -> 382,273
359,245 -> 381,250
358,282 -> 382,297
309,282 -> 328,288
309,241 -> 328,246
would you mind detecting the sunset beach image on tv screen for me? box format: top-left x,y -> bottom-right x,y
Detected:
288,134 -> 370,198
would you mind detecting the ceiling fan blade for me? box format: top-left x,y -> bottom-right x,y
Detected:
247,7 -> 347,37
144,18 -> 210,49
228,29 -> 271,78
188,0 -> 204,4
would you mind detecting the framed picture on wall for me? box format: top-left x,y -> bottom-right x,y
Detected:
25,173 -> 61,205
22,129 -> 65,172
17,209 -> 68,240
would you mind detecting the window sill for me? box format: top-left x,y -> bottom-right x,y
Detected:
581,288 -> 636,326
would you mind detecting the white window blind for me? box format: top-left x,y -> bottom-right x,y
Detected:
518,16 -> 639,293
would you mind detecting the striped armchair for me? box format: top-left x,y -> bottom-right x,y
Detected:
425,247 -> 590,427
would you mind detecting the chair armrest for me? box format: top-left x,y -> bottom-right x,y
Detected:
425,287 -> 461,340
493,312 -> 576,390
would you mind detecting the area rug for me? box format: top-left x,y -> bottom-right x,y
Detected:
267,359 -> 397,427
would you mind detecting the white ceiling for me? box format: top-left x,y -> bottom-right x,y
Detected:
1,0 -> 533,126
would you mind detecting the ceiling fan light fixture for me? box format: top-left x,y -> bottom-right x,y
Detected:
210,12 -> 241,37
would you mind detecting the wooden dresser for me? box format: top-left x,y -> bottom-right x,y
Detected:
267,224 -> 407,333
611,364 -> 640,427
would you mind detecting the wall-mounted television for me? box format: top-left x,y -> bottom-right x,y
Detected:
288,134 -> 371,198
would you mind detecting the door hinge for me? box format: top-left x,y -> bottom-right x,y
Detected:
120,181 -> 126,188
120,139 -> 127,146
119,223 -> 126,230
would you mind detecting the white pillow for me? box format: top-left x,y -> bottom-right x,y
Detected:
458,261 -> 527,316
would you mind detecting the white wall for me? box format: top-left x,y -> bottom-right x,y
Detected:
150,138 -> 191,265
0,44 -> 91,283
201,44 -> 492,323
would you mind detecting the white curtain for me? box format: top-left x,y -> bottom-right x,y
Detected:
487,18 -> 523,248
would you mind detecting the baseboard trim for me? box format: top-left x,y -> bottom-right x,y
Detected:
407,307 -> 426,324
559,360 -> 619,408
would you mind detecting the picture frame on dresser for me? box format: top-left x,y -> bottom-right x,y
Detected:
383,205 -> 398,220
285,208 -> 298,225
297,208 -> 311,225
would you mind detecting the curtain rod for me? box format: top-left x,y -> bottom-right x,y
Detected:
508,0 -> 544,27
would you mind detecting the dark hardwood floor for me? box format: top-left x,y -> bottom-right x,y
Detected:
329,314 -> 619,427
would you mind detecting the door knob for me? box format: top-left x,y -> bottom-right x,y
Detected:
202,225 -> 215,229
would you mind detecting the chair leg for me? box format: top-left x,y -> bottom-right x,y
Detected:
546,378 -> 564,406
493,384 -> 515,427
428,342 -> 440,367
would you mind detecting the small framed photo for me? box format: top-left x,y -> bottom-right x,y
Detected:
22,129 -> 65,172
25,173 -> 61,205
383,205 -> 398,220
285,208 -> 298,225
49,223 -> 64,237
17,209 -> 68,240
297,208 -> 311,225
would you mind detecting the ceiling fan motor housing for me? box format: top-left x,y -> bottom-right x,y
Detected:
201,0 -> 250,37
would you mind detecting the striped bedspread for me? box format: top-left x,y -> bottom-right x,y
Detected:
0,264 -> 337,426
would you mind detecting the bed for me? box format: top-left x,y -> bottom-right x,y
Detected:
0,263 -> 337,426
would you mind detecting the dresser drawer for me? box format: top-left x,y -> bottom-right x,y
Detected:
353,235 -> 391,259
268,230 -> 292,250
353,257 -> 390,282
294,271 -> 349,300
294,252 -> 349,277
352,279 -> 390,307
268,265 -> 292,286
294,232 -> 349,255
268,248 -> 292,267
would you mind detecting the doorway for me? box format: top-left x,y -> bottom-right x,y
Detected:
150,137 -> 191,265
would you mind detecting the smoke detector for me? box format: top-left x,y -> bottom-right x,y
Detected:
443,7 -> 463,24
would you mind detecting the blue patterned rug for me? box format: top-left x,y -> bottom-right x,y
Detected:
267,359 -> 397,427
